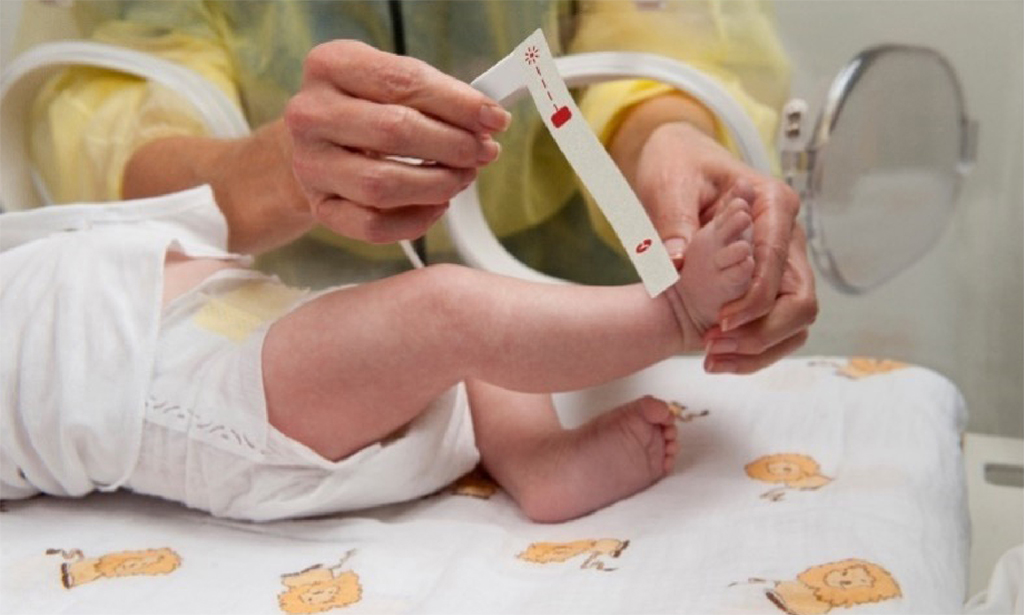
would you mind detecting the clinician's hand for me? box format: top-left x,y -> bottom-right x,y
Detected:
285,40 -> 511,243
702,226 -> 817,373
611,95 -> 817,373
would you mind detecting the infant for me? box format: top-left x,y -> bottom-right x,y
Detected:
1,185 -> 753,522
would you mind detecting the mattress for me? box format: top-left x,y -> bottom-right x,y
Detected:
0,355 -> 969,614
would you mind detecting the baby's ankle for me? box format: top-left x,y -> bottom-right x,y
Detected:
664,287 -> 708,352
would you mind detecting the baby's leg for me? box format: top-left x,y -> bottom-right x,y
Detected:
667,197 -> 755,338
468,381 -> 678,522
263,203 -> 753,466
262,265 -> 684,462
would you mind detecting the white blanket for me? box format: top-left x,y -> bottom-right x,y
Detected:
967,545 -> 1024,615
0,356 -> 969,614
0,186 -> 236,499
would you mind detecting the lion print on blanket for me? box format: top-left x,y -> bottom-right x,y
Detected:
46,547 -> 181,589
277,550 -> 362,614
517,539 -> 630,571
745,453 -> 832,501
737,558 -> 902,614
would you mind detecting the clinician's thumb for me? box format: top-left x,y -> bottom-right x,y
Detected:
652,187 -> 699,270
642,164 -> 701,269
663,235 -> 690,270
661,205 -> 699,269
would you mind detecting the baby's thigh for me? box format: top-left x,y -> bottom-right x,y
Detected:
261,270 -> 473,463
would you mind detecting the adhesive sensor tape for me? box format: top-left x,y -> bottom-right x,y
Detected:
471,29 -> 679,297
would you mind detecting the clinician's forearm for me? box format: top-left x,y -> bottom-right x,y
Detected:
608,92 -> 717,188
122,120 -> 314,254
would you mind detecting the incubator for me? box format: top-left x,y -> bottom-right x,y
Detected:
445,40 -> 978,295
2,26 -> 975,295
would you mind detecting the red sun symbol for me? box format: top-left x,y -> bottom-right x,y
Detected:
524,45 -> 540,65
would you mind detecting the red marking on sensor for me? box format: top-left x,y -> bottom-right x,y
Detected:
551,106 -> 572,128
527,47 -> 572,128
635,238 -> 653,254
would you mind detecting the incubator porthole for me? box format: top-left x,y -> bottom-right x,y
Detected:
800,45 -> 973,294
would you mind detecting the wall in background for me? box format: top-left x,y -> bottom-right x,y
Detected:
1,1 -> 77,69
775,0 -> 1023,437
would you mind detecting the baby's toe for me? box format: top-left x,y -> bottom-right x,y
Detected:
663,435 -> 680,473
721,256 -> 755,295
714,240 -> 753,270
715,198 -> 753,243
637,396 -> 675,426
663,422 -> 678,442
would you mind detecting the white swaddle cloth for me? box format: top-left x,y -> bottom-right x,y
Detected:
967,545 -> 1024,615
0,185 -> 237,499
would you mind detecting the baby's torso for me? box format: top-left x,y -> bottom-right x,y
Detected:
163,254 -> 243,308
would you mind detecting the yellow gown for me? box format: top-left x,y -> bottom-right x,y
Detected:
25,0 -> 790,284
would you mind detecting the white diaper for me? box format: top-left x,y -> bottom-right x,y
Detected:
126,268 -> 480,521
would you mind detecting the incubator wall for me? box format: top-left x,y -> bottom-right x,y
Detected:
774,0 -> 1023,439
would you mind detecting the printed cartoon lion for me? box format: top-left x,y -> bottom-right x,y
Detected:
450,466 -> 499,499
278,551 -> 361,614
837,358 -> 908,380
517,539 -> 629,571
767,558 -> 901,614
745,453 -> 831,501
47,547 -> 181,589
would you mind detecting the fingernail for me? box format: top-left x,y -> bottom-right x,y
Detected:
732,179 -> 755,201
708,339 -> 738,354
663,237 -> 686,261
478,138 -> 501,163
721,314 -> 746,332
479,104 -> 511,132
707,359 -> 736,374
730,194 -> 750,206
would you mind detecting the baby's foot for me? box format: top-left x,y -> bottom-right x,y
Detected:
512,396 -> 678,523
667,197 -> 755,340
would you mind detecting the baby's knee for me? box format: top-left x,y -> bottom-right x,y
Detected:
410,264 -> 488,323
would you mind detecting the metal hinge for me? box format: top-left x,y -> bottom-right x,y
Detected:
780,98 -> 811,196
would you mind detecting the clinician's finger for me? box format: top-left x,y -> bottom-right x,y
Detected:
303,40 -> 511,135
288,92 -> 500,169
703,329 -> 809,375
295,146 -> 477,210
704,289 -> 817,360
313,198 -> 451,244
704,240 -> 818,365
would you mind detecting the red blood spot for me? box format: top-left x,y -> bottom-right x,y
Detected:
635,238 -> 653,254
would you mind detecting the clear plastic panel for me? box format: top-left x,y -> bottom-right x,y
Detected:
479,97 -> 639,287
807,46 -> 966,293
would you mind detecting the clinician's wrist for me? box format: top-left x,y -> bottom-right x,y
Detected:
214,120 -> 317,254
609,92 -> 717,187
122,124 -> 316,254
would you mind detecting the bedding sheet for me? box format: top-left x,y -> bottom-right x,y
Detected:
0,356 -> 969,614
